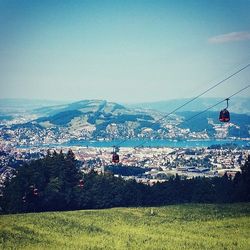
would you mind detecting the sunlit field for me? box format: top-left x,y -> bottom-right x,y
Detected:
0,203 -> 250,249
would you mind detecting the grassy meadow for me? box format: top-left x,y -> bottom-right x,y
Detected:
0,203 -> 250,249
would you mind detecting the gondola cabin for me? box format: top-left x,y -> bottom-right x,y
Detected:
111,146 -> 120,163
33,188 -> 38,196
219,98 -> 230,122
219,109 -> 230,122
78,180 -> 84,188
112,152 -> 120,163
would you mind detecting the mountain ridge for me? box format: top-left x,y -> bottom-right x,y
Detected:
1,97 -> 249,115
0,98 -> 249,146
126,97 -> 250,114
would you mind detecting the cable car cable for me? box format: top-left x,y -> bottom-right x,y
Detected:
149,63 -> 250,124
114,63 -> 250,148
108,63 -> 249,166
116,63 -> 250,148
134,84 -> 250,148
181,85 -> 250,124
109,66 -> 250,164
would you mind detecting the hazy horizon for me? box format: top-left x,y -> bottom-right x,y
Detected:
1,0 -> 250,103
0,95 -> 250,106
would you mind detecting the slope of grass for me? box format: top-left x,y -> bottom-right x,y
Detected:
0,203 -> 250,249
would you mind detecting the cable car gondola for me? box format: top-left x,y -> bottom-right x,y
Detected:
219,98 -> 230,122
112,146 -> 120,163
78,179 -> 84,188
33,188 -> 38,196
29,185 -> 38,196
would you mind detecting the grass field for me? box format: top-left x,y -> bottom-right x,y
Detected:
0,203 -> 250,249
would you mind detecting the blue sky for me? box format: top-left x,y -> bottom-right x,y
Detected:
0,0 -> 250,103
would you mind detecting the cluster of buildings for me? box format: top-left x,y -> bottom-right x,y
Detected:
1,142 -> 249,186
76,146 -> 248,185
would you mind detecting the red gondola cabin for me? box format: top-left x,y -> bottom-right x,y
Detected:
112,152 -> 119,163
219,98 -> 230,122
78,180 -> 84,188
219,109 -> 230,122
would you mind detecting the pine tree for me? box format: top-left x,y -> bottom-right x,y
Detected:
240,155 -> 250,201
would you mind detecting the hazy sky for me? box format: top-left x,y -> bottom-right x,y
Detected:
0,0 -> 250,103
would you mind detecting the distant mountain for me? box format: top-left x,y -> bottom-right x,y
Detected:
0,98 -> 69,115
127,97 -> 250,114
1,99 -> 249,146
33,100 -> 128,117
2,100 -> 157,144
34,99 -> 155,129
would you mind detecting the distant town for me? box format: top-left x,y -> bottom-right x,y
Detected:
1,143 -> 249,188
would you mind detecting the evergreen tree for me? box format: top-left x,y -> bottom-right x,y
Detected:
233,155 -> 250,201
1,150 -> 83,213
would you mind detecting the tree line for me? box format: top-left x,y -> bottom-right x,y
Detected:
0,150 -> 249,214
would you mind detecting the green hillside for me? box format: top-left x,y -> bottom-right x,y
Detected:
1,203 -> 250,249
